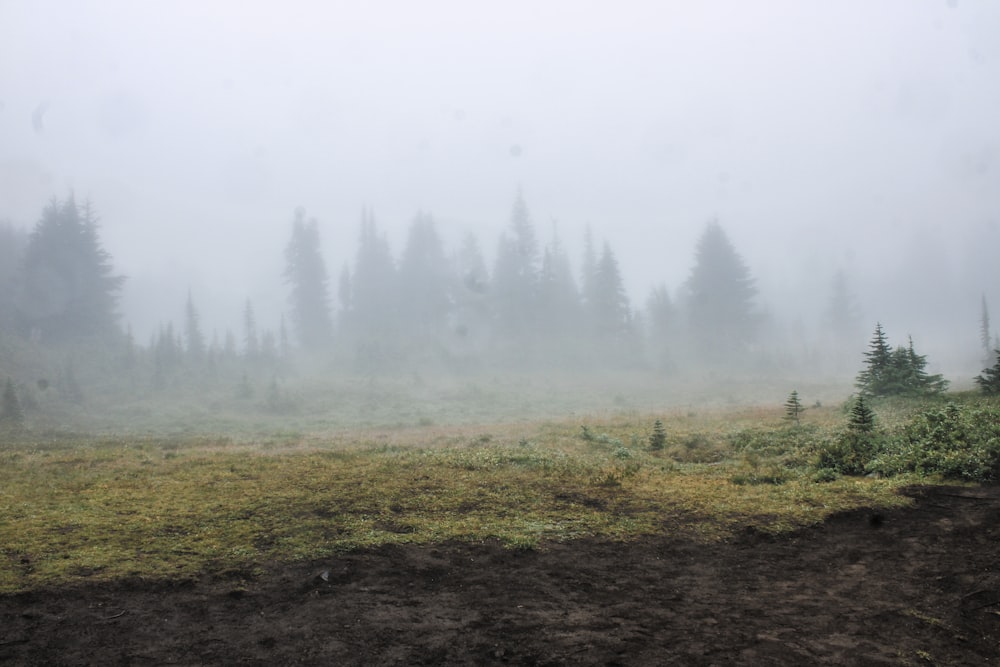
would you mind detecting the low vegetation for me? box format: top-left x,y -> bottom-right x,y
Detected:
4,390 -> 998,595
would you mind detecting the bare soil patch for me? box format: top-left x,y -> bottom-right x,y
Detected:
2,485 -> 998,665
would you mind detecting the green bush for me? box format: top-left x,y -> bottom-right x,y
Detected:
817,430 -> 884,475
869,403 -> 1000,482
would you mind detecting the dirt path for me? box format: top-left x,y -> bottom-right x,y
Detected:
2,485 -> 998,666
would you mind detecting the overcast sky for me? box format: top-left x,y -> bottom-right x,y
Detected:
2,0 -> 999,353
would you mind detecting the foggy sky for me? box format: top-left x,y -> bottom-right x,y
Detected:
2,0 -> 999,360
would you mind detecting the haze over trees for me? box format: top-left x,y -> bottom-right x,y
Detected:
681,221 -> 758,364
17,196 -> 124,344
284,207 -> 334,353
0,185 -> 986,427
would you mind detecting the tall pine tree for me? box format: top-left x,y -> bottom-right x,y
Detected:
284,207 -> 333,352
19,196 -> 124,343
683,220 -> 757,362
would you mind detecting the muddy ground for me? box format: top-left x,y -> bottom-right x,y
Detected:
2,485 -> 998,666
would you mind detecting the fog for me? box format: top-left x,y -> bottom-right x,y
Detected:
2,0 -> 1000,381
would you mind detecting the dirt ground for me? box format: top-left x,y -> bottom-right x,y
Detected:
2,485 -> 998,666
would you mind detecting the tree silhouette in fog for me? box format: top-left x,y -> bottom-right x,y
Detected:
19,196 -> 124,343
588,241 -> 630,342
0,222 -> 28,335
284,207 -> 333,352
184,290 -> 206,363
397,212 -> 450,339
536,226 -> 581,339
683,220 -> 757,361
492,189 -> 540,338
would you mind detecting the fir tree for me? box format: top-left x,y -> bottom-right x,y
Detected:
348,207 -> 397,337
648,418 -> 666,451
284,207 -> 333,351
19,196 -> 124,342
683,220 -> 757,361
784,390 -> 804,425
492,190 -> 540,338
536,226 -> 581,339
848,394 -> 876,434
243,300 -> 259,360
980,295 -> 993,366
1,377 -> 25,428
974,350 -> 1000,394
398,212 -> 450,338
855,323 -> 893,396
589,241 -> 631,341
184,290 -> 206,363
856,324 -> 947,397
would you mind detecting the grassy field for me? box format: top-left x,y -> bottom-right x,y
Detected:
0,390 -> 939,595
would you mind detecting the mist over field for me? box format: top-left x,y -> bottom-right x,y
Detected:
2,0 -> 1000,429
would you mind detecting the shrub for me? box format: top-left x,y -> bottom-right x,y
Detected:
817,395 -> 883,475
869,403 -> 1000,482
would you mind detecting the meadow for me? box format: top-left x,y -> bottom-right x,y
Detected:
2,371 -> 971,595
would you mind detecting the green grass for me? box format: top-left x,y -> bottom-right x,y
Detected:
0,403 -> 928,594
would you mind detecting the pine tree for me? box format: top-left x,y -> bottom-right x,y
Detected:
855,323 -> 892,396
646,284 -> 676,371
348,208 -> 397,337
980,294 -> 993,366
536,226 -> 581,339
848,394 -> 876,434
1,377 -> 25,427
856,324 -> 948,397
589,241 -> 631,341
683,220 -> 757,361
784,390 -> 804,425
243,300 -> 259,360
0,222 -> 28,333
974,350 -> 1000,394
19,196 -> 124,342
398,212 -> 450,338
184,290 -> 206,363
492,190 -> 540,338
648,418 -> 666,451
284,207 -> 333,351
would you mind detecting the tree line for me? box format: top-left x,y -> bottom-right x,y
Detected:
7,189 -> 993,407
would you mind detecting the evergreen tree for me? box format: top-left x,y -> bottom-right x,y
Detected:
855,323 -> 892,395
974,350 -> 1000,394
648,418 -> 666,451
348,208 -> 397,337
589,241 -> 630,340
646,284 -> 676,370
980,294 -> 993,366
397,212 -> 450,338
243,300 -> 259,360
683,220 -> 757,361
337,263 -> 352,317
0,222 -> 28,334
1,377 -> 25,428
283,207 -> 333,351
848,394 -> 876,434
19,196 -> 124,342
536,226 -> 581,338
492,190 -> 539,338
784,390 -> 804,425
451,233 -> 491,350
184,290 -> 206,363
856,324 -> 948,397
